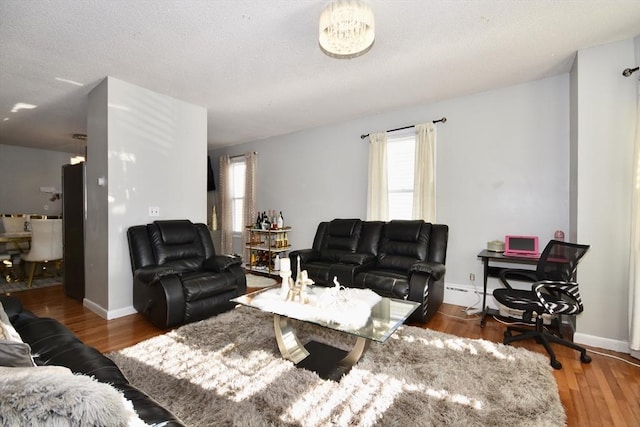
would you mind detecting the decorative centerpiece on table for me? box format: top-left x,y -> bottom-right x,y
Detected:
260,256 -> 381,329
279,256 -> 313,303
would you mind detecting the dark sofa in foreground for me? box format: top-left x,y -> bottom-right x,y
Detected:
290,219 -> 448,323
0,295 -> 185,426
127,219 -> 246,328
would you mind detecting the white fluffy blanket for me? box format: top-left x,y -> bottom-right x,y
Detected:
0,366 -> 148,427
249,286 -> 381,330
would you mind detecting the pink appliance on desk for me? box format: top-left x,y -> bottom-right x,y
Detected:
503,235 -> 539,258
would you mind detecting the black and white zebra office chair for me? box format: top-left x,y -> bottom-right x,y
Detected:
493,240 -> 591,369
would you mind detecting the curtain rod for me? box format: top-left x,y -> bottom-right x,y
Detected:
360,117 -> 447,140
230,151 -> 257,159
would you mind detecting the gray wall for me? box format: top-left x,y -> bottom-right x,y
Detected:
210,73 -> 570,310
571,38 -> 637,351
86,77 -> 207,318
210,38 -> 639,352
0,144 -> 70,215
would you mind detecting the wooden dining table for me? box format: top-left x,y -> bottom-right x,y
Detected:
0,231 -> 32,253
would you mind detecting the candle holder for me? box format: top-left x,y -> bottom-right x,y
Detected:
279,268 -> 292,299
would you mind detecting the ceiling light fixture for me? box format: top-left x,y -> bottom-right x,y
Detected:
319,0 -> 375,59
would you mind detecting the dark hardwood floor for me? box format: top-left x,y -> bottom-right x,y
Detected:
4,284 -> 639,427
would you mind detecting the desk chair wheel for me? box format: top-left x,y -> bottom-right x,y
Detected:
551,359 -> 562,370
580,352 -> 592,364
504,330 -> 512,338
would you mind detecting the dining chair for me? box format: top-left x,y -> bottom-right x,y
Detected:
20,218 -> 63,287
2,215 -> 27,233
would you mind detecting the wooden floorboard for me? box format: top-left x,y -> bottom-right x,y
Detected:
4,284 -> 640,426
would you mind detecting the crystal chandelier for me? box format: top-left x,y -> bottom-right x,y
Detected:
319,0 -> 375,59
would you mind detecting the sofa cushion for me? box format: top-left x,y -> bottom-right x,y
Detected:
354,269 -> 410,300
182,271 -> 239,302
319,219 -> 362,262
149,221 -> 206,266
377,221 -> 431,272
303,261 -> 333,286
155,220 -> 197,245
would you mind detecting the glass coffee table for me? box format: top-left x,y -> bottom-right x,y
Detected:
232,285 -> 419,380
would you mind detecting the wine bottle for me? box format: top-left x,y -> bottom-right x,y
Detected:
277,211 -> 284,229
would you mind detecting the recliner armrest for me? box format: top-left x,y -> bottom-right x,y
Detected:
409,261 -> 446,281
289,249 -> 319,263
203,255 -> 242,272
339,253 -> 375,266
134,266 -> 180,284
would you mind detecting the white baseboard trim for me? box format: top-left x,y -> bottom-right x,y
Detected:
83,298 -> 137,320
443,282 -> 498,311
107,305 -> 137,319
573,332 -> 630,354
83,298 -> 107,319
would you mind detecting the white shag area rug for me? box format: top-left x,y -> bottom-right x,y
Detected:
108,306 -> 565,427
246,274 -> 278,288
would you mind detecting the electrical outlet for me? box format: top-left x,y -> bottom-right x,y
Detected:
469,273 -> 475,281
148,206 -> 160,217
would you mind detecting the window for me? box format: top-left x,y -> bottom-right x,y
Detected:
230,158 -> 246,232
387,135 -> 415,220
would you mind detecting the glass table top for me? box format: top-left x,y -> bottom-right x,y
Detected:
231,285 -> 419,343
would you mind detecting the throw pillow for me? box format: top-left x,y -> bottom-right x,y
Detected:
0,301 -> 35,367
0,366 -> 149,427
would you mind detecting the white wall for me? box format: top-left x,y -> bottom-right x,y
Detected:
210,74 -> 570,307
86,77 -> 207,318
0,144 -> 70,215
571,38 -> 637,352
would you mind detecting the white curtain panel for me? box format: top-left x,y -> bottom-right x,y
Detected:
366,131 -> 389,221
630,81 -> 640,358
243,152 -> 257,263
412,122 -> 436,222
218,155 -> 233,255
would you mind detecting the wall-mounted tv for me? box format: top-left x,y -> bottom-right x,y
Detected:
207,156 -> 216,192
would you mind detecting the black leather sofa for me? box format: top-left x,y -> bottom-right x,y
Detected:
0,295 -> 185,426
127,219 -> 246,329
290,219 -> 448,323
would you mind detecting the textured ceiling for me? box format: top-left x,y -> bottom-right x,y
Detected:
1,0 -> 639,153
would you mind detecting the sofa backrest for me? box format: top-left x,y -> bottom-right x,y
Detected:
377,220 -> 432,272
358,221 -> 384,256
127,220 -> 215,273
312,219 -> 362,262
428,223 -> 449,265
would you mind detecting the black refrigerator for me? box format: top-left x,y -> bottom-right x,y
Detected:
62,163 -> 85,301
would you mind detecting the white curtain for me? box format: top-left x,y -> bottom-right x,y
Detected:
412,122 -> 436,222
219,155 -> 233,254
243,152 -> 257,263
366,131 -> 389,221
630,78 -> 640,358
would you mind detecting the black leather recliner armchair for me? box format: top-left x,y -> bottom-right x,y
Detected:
290,219 -> 448,324
127,220 -> 246,329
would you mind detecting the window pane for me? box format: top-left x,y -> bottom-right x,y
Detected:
387,135 -> 415,219
387,137 -> 414,191
389,192 -> 413,220
231,159 -> 246,232
232,199 -> 243,232
232,163 -> 245,198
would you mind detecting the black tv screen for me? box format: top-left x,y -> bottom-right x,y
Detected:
207,156 -> 216,192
